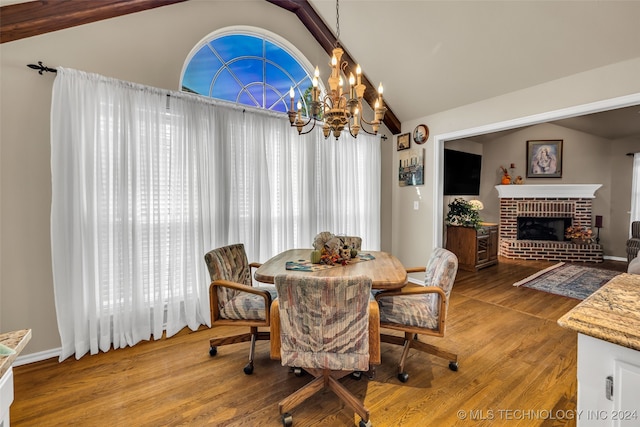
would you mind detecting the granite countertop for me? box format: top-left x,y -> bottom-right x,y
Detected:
0,329 -> 32,377
558,273 -> 640,351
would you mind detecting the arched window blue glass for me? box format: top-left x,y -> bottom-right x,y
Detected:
181,31 -> 314,113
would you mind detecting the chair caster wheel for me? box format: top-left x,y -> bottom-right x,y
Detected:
282,413 -> 293,426
209,346 -> 217,357
398,372 -> 409,383
359,419 -> 372,427
244,363 -> 254,375
293,367 -> 303,377
351,371 -> 363,380
449,361 -> 459,371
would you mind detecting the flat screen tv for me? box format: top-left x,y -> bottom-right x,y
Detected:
444,149 -> 482,196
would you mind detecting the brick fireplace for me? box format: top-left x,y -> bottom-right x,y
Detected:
496,184 -> 603,263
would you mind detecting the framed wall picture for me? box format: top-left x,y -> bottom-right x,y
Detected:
397,133 -> 410,151
526,139 -> 563,178
413,124 -> 429,144
398,148 -> 424,187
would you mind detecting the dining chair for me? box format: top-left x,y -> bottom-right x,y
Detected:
271,274 -> 379,427
204,243 -> 277,375
375,247 -> 459,383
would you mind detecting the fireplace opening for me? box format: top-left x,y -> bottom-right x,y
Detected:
517,217 -> 572,241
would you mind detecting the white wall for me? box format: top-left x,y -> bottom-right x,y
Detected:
438,121 -> 632,259
468,122 -> 626,255
393,59 -> 640,271
479,123 -> 614,221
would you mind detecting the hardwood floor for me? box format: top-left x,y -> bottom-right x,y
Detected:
11,257 -> 628,426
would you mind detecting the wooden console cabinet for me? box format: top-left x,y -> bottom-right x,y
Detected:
446,223 -> 498,272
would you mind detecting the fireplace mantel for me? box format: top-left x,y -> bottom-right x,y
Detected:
495,184 -> 602,199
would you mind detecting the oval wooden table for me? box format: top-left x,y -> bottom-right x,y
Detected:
254,248 -> 408,290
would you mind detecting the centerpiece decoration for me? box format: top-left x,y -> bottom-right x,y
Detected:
286,232 -> 372,272
565,226 -> 594,245
312,231 -> 358,265
445,198 -> 482,229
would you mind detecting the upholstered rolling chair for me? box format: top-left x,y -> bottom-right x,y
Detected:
204,244 -> 277,375
271,274 -> 379,427
626,221 -> 640,262
375,247 -> 459,383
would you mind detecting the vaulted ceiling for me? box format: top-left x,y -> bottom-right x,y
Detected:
305,0 -> 640,140
2,0 -> 640,139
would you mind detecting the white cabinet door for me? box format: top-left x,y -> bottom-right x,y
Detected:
613,360 -> 640,427
577,334 -> 640,427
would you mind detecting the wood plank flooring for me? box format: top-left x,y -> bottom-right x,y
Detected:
10,257 -> 628,426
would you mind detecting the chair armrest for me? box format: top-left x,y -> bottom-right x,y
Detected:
368,301 -> 381,365
405,266 -> 426,273
210,279 -> 271,296
270,300 -> 281,360
209,279 -> 273,323
374,285 -> 446,300
249,262 -> 263,284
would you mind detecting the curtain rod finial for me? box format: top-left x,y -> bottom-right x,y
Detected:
27,61 -> 57,75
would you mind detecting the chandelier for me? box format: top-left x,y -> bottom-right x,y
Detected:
287,0 -> 387,139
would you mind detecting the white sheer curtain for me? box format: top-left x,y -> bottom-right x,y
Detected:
50,68 -> 380,360
237,110 -> 381,262
630,153 -> 640,233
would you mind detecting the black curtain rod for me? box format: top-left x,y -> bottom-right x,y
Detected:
27,61 -> 57,75
627,153 -> 637,156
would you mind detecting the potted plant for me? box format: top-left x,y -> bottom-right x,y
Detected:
565,226 -> 594,245
445,198 -> 482,229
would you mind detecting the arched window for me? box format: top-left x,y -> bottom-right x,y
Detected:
181,28 -> 317,113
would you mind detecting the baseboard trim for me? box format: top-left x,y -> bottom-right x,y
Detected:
14,347 -> 61,366
603,255 -> 627,262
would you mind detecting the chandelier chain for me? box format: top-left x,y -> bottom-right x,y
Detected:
335,0 -> 340,46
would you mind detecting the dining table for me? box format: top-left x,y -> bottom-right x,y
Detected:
254,248 -> 408,290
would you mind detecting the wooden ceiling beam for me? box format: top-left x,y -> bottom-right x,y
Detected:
266,0 -> 402,135
0,0 -> 188,44
1,0 -> 401,134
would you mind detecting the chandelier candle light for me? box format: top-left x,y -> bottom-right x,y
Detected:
287,0 -> 387,139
